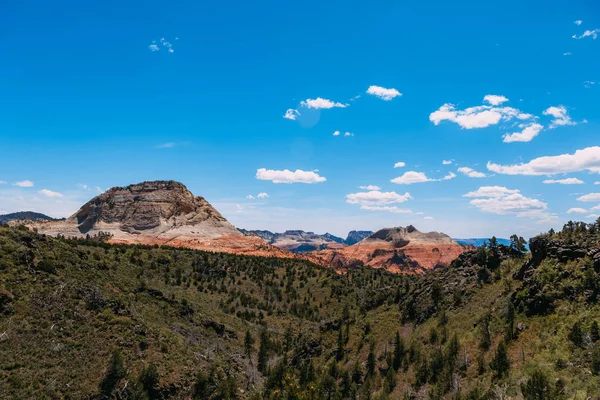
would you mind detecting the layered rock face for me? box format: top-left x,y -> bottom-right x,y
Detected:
311,225 -> 467,274
30,181 -> 289,257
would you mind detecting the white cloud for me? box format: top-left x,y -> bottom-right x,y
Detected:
463,186 -> 520,198
360,205 -> 413,213
300,98 -> 348,109
487,146 -> 600,176
256,168 -> 326,184
391,171 -> 432,184
502,123 -> 544,143
574,20 -> 582,25
584,81 -> 596,88
429,98 -> 534,139
543,105 -> 575,129
424,216 -> 434,220
168,48 -> 174,54
346,190 -> 412,205
39,189 -> 63,198
443,172 -> 456,180
366,85 -> 402,101
393,161 -> 406,168
587,214 -> 600,219
344,132 -> 354,137
257,192 -> 269,198
442,160 -> 452,165
0,181 -> 6,184
567,207 -> 587,214
77,183 -> 89,190
246,195 -> 255,199
577,193 -> 600,202
283,109 -> 300,120
391,170 -> 456,184
572,29 -> 599,40
457,167 -> 486,178
543,178 -> 584,185
148,44 -> 160,51
483,94 -> 509,106
359,185 -> 381,191
14,180 -> 34,187
465,186 -> 549,219
333,130 -> 340,136
563,52 -> 572,56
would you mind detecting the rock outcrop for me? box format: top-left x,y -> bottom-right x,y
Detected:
311,226 -> 467,274
29,181 -> 290,257
345,230 -> 374,245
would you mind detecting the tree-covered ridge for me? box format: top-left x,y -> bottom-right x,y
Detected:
1,225 -> 600,399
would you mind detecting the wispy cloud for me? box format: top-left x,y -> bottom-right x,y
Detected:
300,98 -> 348,109
148,37 -> 177,53
543,105 -> 576,129
256,168 -> 326,184
574,20 -> 582,26
366,85 -> 402,101
391,170 -> 456,184
155,142 -> 176,149
14,180 -> 34,187
488,146 -> 600,176
39,189 -> 63,198
393,161 -> 406,168
359,185 -> 381,191
572,29 -> 599,40
543,178 -> 584,185
457,167 -> 486,178
284,109 -> 300,120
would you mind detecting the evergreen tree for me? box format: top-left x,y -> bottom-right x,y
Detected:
244,329 -> 254,356
521,369 -> 553,400
592,346 -> 600,375
99,348 -> 126,396
479,314 -> 492,351
490,341 -> 510,378
568,321 -> 584,347
366,344 -> 376,377
337,326 -> 344,361
393,331 -> 405,371
505,301 -> 515,341
591,321 -> 599,343
257,328 -> 269,373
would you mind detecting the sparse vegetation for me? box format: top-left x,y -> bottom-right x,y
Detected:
2,220 -> 600,398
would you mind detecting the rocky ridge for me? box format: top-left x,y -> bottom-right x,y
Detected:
28,181 -> 290,257
310,225 -> 468,274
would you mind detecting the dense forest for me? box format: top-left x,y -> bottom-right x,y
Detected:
1,221 -> 600,399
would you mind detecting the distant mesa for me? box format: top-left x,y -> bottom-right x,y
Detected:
310,225 -> 468,274
238,229 -> 374,253
0,211 -> 63,225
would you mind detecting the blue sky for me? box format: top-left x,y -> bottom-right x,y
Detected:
1,0 -> 599,238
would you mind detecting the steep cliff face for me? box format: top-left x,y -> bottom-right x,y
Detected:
311,226 -> 467,274
30,181 -> 289,257
345,230 -> 374,245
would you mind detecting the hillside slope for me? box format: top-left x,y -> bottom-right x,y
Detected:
2,223 -> 600,399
